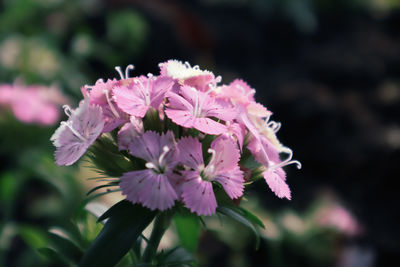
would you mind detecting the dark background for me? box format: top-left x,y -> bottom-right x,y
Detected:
1,0 -> 399,266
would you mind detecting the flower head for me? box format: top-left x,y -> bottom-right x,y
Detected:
51,98 -> 104,166
119,131 -> 179,211
177,137 -> 244,216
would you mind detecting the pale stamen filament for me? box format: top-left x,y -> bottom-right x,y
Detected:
144,79 -> 151,105
61,121 -> 87,142
207,148 -> 216,166
205,148 -> 217,175
205,84 -> 216,95
271,147 -> 302,170
103,89 -> 120,118
125,65 -> 134,79
63,105 -> 72,117
158,146 -> 170,166
134,78 -> 151,105
115,66 -> 124,79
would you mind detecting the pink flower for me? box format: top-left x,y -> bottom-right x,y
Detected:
51,98 -> 104,166
217,79 -> 269,118
82,78 -> 126,133
165,85 -> 236,135
177,137 -> 244,216
119,131 -> 179,211
0,85 -> 13,104
316,204 -> 361,237
1,84 -> 67,126
159,60 -> 217,92
117,116 -> 143,150
113,75 -> 174,118
248,135 -> 301,200
223,121 -> 245,150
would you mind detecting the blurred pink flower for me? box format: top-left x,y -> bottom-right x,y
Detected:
0,83 -> 68,126
316,204 -> 361,237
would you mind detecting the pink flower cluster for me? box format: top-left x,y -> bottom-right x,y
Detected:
0,83 -> 67,125
51,60 -> 301,216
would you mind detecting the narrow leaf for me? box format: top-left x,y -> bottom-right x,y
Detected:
217,206 -> 261,249
79,200 -> 157,267
174,211 -> 200,252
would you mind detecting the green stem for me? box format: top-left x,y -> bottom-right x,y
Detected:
142,211 -> 174,264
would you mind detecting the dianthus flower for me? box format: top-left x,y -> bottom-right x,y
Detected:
119,131 -> 179,211
176,137 -> 244,216
51,60 -> 300,213
0,83 -> 67,125
51,99 -> 104,166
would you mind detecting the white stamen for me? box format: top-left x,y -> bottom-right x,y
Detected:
63,105 -> 72,117
207,148 -> 216,165
125,65 -> 134,79
61,121 -> 87,142
115,66 -> 124,79
158,146 -> 170,166
271,147 -> 302,170
134,78 -> 151,105
215,75 -> 222,83
147,73 -> 154,79
145,162 -> 156,169
103,89 -> 120,118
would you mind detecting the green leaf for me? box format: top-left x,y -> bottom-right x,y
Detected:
47,232 -> 83,264
217,205 -> 262,249
235,206 -> 265,229
38,248 -> 69,267
79,200 -> 156,267
174,211 -> 200,252
157,247 -> 195,267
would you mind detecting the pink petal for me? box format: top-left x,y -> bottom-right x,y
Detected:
263,168 -> 291,200
210,137 -> 240,173
165,109 -> 195,129
193,117 -> 227,135
120,169 -> 178,211
214,166 -> 244,199
118,118 -> 143,150
183,74 -> 215,92
177,136 -> 204,169
150,76 -> 174,108
181,171 -> 217,216
113,85 -> 148,117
